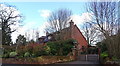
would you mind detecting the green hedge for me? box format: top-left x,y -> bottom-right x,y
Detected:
46,39 -> 76,56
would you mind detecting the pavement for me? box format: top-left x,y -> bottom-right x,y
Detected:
59,61 -> 100,64
56,60 -> 102,66
56,54 -> 101,66
2,54 -> 101,66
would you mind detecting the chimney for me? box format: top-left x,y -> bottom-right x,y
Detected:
69,20 -> 74,38
69,20 -> 74,28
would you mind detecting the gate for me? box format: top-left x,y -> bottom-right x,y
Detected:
77,54 -> 99,61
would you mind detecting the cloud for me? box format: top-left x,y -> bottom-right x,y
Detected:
71,12 -> 93,26
37,12 -> 93,36
38,10 -> 51,18
11,12 -> 93,43
11,21 -> 38,42
37,22 -> 49,36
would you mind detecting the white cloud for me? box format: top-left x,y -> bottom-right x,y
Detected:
11,12 -> 93,43
71,12 -> 93,26
38,10 -> 51,18
11,21 -> 38,42
37,22 -> 49,36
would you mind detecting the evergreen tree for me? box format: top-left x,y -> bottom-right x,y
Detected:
16,35 -> 27,45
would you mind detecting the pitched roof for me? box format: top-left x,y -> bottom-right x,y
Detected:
74,24 -> 87,43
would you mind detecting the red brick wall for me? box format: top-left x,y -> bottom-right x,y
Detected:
71,25 -> 88,49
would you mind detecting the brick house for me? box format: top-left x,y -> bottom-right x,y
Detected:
67,20 -> 88,50
38,20 -> 88,50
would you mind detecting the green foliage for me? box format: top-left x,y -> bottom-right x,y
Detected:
2,39 -> 75,58
24,52 -> 30,57
9,52 -> 17,58
112,56 -> 119,61
46,39 -> 75,56
3,53 -> 9,58
3,45 -> 16,58
100,52 -> 108,58
96,41 -> 107,53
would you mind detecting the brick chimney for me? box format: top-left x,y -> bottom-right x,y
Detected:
69,20 -> 74,38
69,20 -> 74,28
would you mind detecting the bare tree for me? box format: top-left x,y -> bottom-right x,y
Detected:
82,22 -> 101,46
46,8 -> 72,40
87,2 -> 120,58
35,29 -> 39,42
0,4 -> 22,45
25,32 -> 30,42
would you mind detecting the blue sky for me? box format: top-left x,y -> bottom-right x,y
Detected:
1,2 -> 92,42
7,2 -> 87,27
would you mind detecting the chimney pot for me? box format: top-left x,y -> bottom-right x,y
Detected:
70,20 -> 74,27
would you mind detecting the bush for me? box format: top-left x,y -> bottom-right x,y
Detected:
9,52 -> 17,58
24,52 -> 30,57
112,56 -> 119,61
3,45 -> 16,57
100,51 -> 108,58
46,39 -> 75,56
3,53 -> 9,58
16,46 -> 27,58
100,51 -> 109,63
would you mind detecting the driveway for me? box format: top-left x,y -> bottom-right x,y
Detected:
56,60 -> 101,66
57,54 -> 101,66
59,60 -> 100,64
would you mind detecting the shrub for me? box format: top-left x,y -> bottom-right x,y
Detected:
3,53 -> 9,58
31,43 -> 47,57
46,39 -> 75,56
112,56 -> 119,61
16,45 -> 27,57
3,45 -> 16,57
9,52 -> 17,58
100,51 -> 109,63
100,51 -> 108,58
24,52 -> 30,57
23,43 -> 48,57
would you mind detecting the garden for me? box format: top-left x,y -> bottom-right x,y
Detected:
96,41 -> 120,66
2,39 -> 76,64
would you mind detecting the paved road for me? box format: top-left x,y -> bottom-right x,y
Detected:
57,60 -> 101,66
2,54 -> 101,66
57,54 -> 101,66
60,61 -> 100,64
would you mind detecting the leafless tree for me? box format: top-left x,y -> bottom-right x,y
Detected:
25,32 -> 30,42
87,2 -> 120,58
0,4 -> 22,45
46,8 -> 72,40
35,29 -> 39,42
82,22 -> 101,46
